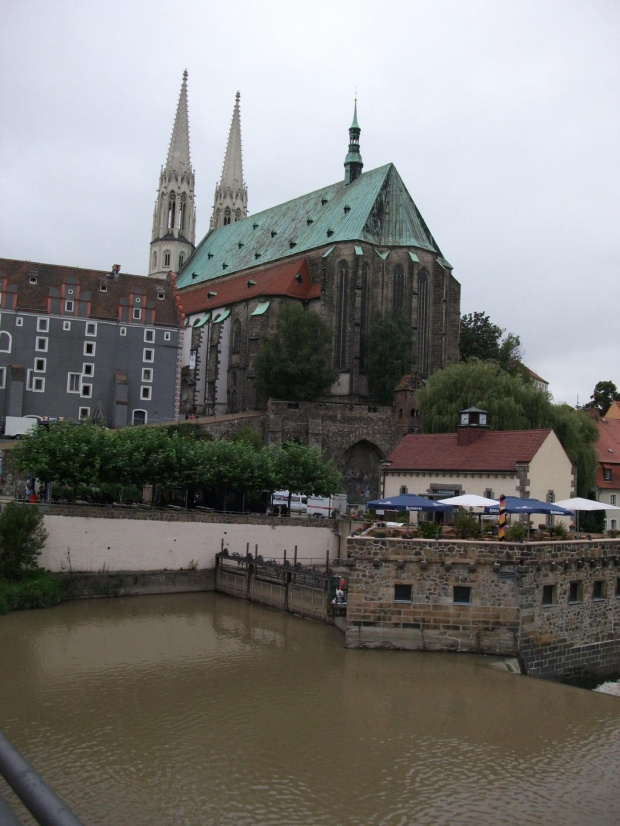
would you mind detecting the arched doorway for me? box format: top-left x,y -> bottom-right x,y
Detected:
341,440 -> 383,504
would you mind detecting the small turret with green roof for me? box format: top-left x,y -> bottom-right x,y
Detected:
344,100 -> 363,185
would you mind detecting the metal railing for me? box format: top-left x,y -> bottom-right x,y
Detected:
0,730 -> 83,826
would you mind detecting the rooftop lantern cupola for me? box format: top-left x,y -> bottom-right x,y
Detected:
457,407 -> 489,446
344,99 -> 363,185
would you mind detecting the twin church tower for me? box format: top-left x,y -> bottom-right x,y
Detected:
148,71 -> 248,279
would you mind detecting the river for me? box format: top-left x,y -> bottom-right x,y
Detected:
1,593 -> 619,826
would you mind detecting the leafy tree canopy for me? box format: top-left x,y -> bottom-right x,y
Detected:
254,303 -> 337,402
0,502 -> 48,581
460,311 -> 522,374
366,312 -> 412,404
269,441 -> 341,500
586,380 -> 620,416
417,361 -> 598,496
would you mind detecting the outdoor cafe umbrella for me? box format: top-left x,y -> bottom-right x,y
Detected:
554,497 -> 620,534
367,493 -> 453,530
483,496 -> 574,539
438,494 -> 499,508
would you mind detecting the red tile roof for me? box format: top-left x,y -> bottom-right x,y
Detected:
386,429 -> 554,472
595,418 -> 620,488
178,257 -> 320,315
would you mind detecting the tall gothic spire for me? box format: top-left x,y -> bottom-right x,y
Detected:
210,92 -> 248,230
344,99 -> 363,185
166,69 -> 192,176
149,71 -> 196,279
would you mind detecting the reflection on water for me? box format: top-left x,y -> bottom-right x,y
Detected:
1,594 -> 619,826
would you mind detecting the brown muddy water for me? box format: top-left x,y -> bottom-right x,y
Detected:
1,593 -> 619,826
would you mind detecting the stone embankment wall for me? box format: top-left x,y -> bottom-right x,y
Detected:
34,504 -> 341,577
340,536 -> 620,679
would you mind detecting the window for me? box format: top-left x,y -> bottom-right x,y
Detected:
35,337 -> 48,352
418,268 -> 429,374
592,580 -> 605,601
81,383 -> 92,398
67,373 -> 81,393
152,251 -> 157,271
79,407 -> 90,420
232,319 -> 242,353
63,321 -> 71,331
164,251 -> 171,268
29,276 -> 37,285
34,358 -> 46,373
399,486 -> 408,495
485,489 -> 494,499
612,519 -> 618,530
16,317 -> 23,327
335,260 -> 349,369
144,329 -> 155,343
224,207 -> 231,226
604,469 -> 612,481
132,409 -> 147,426
120,327 -> 127,336
133,308 -> 142,321
164,331 -> 171,341
140,386 -> 152,401
359,263 -> 369,371
65,300 -> 74,313
84,341 -> 95,356
392,264 -> 405,309
616,578 -> 620,598
142,368 -> 153,382
157,291 -> 165,301
86,322 -> 97,336
568,581 -> 582,604
453,586 -> 472,605
178,253 -> 184,268
82,363 -> 94,377
143,348 -> 154,363
542,584 -> 555,606
0,367 -> 5,389
37,318 -> 49,332
394,584 -> 412,602
100,283 -> 107,292
30,374 -> 45,393
0,331 -> 12,352
611,494 -> 617,506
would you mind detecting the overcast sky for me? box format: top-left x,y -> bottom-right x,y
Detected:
1,0 -> 618,407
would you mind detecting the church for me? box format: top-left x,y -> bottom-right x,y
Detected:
149,72 -> 461,417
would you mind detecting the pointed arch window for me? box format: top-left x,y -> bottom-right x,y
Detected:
335,260 -> 349,369
232,318 -> 242,354
359,262 -> 370,372
152,250 -> 157,271
179,194 -> 187,231
167,192 -> 176,230
164,250 -> 171,268
235,209 -> 241,222
418,268 -> 429,375
392,264 -> 404,310
178,253 -> 184,269
224,207 -> 231,226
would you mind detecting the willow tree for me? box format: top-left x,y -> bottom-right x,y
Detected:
366,312 -> 412,404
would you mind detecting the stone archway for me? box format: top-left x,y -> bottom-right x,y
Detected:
340,440 -> 383,504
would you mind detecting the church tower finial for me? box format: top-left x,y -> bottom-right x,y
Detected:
149,70 -> 196,278
344,98 -> 363,185
210,91 -> 248,230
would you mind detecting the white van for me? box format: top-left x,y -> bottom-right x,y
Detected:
271,490 -> 308,516
307,494 -> 348,518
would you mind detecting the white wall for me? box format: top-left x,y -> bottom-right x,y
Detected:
40,516 -> 339,572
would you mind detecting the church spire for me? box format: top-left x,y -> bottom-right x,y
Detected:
210,92 -> 248,230
149,71 -> 196,279
344,99 -> 363,185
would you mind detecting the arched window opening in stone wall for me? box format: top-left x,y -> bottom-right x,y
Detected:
359,262 -> 370,372
180,194 -> 187,231
167,192 -> 176,230
232,318 -> 242,354
392,264 -> 404,310
418,268 -> 429,375
224,207 -> 231,226
335,261 -> 349,369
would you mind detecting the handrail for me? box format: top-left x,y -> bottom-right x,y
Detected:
0,730 -> 83,826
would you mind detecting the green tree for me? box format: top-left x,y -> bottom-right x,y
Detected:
231,425 -> 264,451
0,502 -> 48,581
366,312 -> 412,404
460,312 -> 522,374
254,303 -> 337,401
269,441 -> 341,512
417,361 -> 598,496
586,380 -> 619,416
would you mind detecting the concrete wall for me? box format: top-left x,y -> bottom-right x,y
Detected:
36,507 -> 340,573
340,535 -> 620,679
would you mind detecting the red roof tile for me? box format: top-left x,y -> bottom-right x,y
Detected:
595,420 -> 620,490
386,429 -> 554,472
178,257 -> 319,314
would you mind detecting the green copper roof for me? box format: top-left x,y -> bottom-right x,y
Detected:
177,164 -> 444,288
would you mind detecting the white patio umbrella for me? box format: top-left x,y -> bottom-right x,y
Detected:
438,494 -> 499,508
554,497 -> 620,534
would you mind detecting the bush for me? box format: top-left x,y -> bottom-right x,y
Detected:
0,569 -> 60,613
0,502 -> 48,581
506,522 -> 526,542
548,523 -> 569,540
418,521 -> 442,539
453,510 -> 481,539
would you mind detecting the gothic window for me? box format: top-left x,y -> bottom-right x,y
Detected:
164,250 -> 171,268
179,194 -> 187,231
178,253 -> 184,269
232,318 -> 242,354
392,264 -> 404,310
235,209 -> 241,222
335,260 -> 349,369
417,268 -> 429,375
152,250 -> 157,270
359,262 -> 370,372
167,192 -> 176,229
224,207 -> 231,226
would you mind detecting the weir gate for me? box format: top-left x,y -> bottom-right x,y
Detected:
215,550 -> 345,624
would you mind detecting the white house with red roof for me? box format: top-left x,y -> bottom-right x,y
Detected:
382,408 -> 574,519
594,416 -> 620,531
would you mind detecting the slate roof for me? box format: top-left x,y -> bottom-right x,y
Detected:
595,418 -> 620,489
0,258 -> 182,326
385,429 -> 553,473
177,163 -> 447,288
180,257 -> 319,315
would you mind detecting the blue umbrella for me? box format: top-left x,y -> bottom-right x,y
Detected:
483,497 -> 574,516
367,494 -> 453,512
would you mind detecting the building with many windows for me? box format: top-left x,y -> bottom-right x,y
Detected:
0,259 -> 184,428
594,416 -> 620,531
